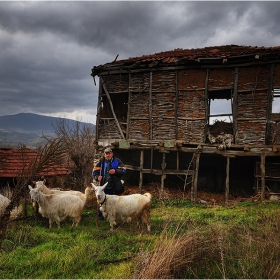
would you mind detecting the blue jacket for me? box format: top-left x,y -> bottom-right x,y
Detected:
92,157 -> 126,193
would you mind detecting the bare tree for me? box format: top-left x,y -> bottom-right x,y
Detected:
49,119 -> 96,190
0,120 -> 96,248
0,139 -> 68,249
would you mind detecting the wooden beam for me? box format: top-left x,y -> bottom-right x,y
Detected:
209,113 -> 233,118
125,164 -> 195,175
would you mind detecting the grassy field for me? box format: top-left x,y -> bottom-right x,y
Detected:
1,198 -> 280,279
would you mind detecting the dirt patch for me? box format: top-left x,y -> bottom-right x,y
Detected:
122,182 -> 241,205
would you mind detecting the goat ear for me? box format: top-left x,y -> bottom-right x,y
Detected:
28,185 -> 33,190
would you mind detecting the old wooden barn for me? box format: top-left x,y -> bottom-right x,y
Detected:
91,45 -> 280,202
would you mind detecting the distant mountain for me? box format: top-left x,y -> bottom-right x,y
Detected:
0,113 -> 95,149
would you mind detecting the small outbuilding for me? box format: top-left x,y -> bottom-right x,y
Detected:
91,45 -> 280,202
0,147 -> 70,188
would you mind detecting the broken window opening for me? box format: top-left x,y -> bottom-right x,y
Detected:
272,88 -> 280,113
208,89 -> 233,125
97,91 -> 128,140
207,89 -> 234,149
209,99 -> 232,124
99,92 -> 128,120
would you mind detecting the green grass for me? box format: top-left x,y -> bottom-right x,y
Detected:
1,199 -> 280,278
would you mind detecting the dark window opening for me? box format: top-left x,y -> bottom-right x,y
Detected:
207,88 -> 234,147
208,88 -> 232,100
99,92 -> 128,120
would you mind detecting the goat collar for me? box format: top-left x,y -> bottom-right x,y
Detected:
99,195 -> 107,206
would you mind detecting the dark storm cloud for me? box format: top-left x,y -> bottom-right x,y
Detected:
0,1 -> 279,123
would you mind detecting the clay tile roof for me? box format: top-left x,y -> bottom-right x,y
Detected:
91,45 -> 280,75
116,44 -> 270,62
0,148 -> 70,178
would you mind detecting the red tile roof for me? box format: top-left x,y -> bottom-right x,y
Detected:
0,148 -> 69,178
91,45 -> 280,76
118,45 -> 280,63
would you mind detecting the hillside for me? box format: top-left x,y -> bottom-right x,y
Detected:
0,113 -> 95,149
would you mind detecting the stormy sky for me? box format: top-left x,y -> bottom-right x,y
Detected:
1,1 -> 280,124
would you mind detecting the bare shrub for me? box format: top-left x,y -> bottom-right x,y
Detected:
133,212 -> 280,279
47,119 -> 96,190
0,140 -> 68,249
221,215 -> 280,279
132,221 -> 207,279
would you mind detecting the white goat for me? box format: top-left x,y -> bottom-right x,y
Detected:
31,180 -> 91,211
0,194 -> 22,220
28,183 -> 87,229
33,180 -> 85,198
91,183 -> 152,232
0,194 -> 12,216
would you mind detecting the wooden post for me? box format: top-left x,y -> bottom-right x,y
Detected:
191,155 -> 195,202
203,68 -> 209,141
149,72 -> 153,140
150,147 -> 153,170
126,72 -> 131,139
175,70 -> 179,139
233,67 -> 239,143
266,64 -> 274,144
225,156 -> 230,205
261,154 -> 266,200
139,149 -> 144,193
95,75 -> 103,142
176,151 -> 179,170
191,152 -> 200,203
161,152 -> 166,198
